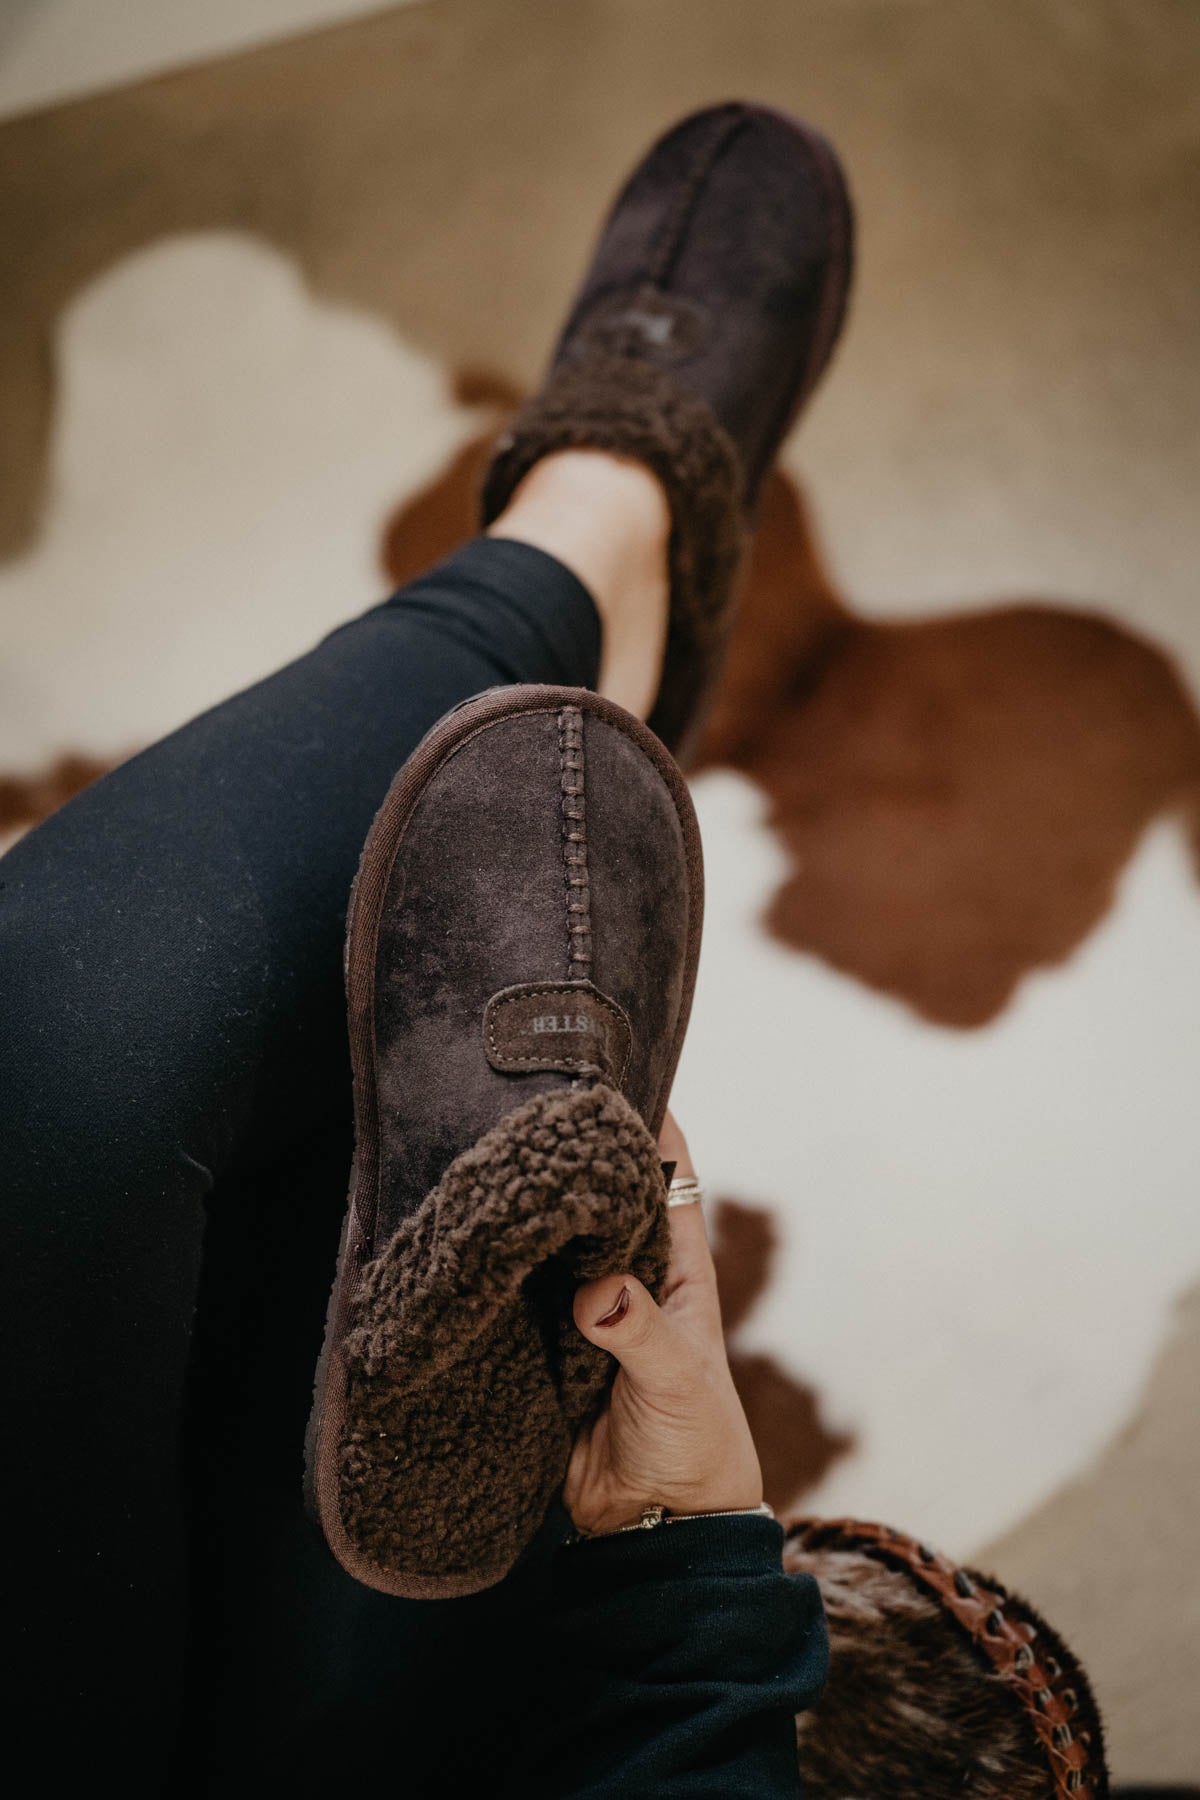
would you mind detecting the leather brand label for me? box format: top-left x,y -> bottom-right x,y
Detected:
484,981 -> 633,1086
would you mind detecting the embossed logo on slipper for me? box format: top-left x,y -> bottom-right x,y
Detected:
484,981 -> 633,1086
572,284 -> 711,364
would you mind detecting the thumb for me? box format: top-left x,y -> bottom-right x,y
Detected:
573,1274 -> 690,1393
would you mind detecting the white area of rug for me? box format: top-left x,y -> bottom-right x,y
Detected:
0,233 -> 477,769
675,771 -> 1200,1554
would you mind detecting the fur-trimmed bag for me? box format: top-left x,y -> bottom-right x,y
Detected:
785,1518 -> 1110,1799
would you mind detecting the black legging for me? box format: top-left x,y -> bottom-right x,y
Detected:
1,538 -> 601,1793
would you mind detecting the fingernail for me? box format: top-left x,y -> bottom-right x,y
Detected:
595,1285 -> 630,1327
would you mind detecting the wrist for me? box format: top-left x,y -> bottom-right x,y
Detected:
570,1488 -> 764,1535
569,1471 -> 764,1538
569,1499 -> 773,1542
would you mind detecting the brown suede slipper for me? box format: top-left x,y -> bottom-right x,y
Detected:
305,686 -> 703,1598
481,101 -> 854,759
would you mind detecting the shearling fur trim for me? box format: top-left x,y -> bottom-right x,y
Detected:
784,1543 -> 1086,1800
479,351 -> 747,753
338,1081 -> 669,1580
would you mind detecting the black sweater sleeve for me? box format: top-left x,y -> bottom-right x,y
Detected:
506,1512 -> 828,1799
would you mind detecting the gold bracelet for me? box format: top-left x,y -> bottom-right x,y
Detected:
570,1501 -> 774,1541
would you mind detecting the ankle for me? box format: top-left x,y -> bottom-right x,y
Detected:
486,450 -> 670,719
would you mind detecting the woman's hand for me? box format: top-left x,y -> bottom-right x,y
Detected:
564,1110 -> 763,1535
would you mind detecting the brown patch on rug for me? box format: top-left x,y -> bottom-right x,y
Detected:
0,751 -> 113,839
710,1192 -> 778,1335
696,473 -> 1200,1025
383,411 -> 1200,1028
380,370 -> 521,587
381,421 -> 490,588
710,1198 -> 853,1511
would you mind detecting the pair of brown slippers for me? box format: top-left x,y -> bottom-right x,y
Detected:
306,99 -> 853,1598
304,101 -> 1113,1800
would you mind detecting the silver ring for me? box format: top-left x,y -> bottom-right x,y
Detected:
667,1175 -> 704,1209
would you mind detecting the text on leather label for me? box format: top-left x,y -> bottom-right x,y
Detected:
484,981 -> 633,1086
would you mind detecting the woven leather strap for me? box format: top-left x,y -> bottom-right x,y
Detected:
787,1517 -> 1107,1798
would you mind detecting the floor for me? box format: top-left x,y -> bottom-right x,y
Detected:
1,0 -> 1197,1782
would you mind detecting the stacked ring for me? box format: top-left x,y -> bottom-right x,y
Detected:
667,1175 -> 705,1209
